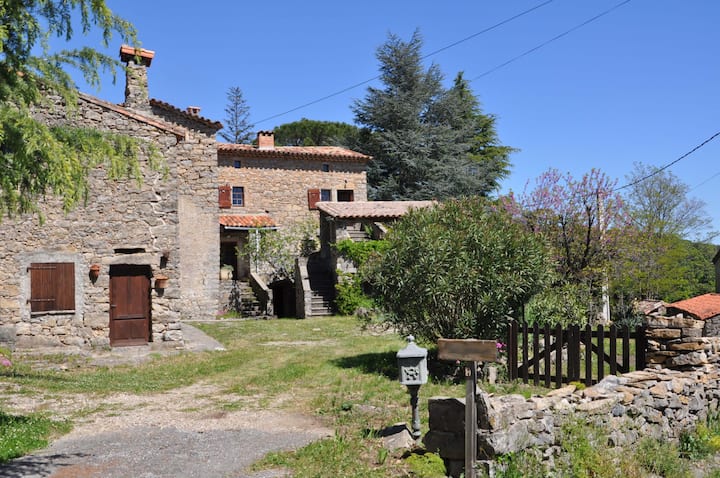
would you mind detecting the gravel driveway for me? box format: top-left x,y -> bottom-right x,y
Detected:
0,324 -> 333,478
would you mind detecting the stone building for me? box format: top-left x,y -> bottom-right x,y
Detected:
217,132 -> 371,317
0,45 -> 222,349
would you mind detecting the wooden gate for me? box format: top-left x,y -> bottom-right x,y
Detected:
109,265 -> 151,346
507,321 -> 646,388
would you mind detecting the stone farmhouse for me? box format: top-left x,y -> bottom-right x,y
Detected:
0,46 -> 222,349
216,132 -> 371,317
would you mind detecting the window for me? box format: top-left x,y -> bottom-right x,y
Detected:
337,189 -> 354,202
232,186 -> 244,206
321,163 -> 330,172
233,160 -> 241,168
320,189 -> 332,202
29,262 -> 75,313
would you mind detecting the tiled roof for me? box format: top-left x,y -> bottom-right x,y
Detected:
150,99 -> 223,130
220,214 -> 276,228
217,143 -> 371,162
667,293 -> 720,320
316,201 -> 435,220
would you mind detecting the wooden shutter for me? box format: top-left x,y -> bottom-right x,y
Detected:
308,188 -> 321,210
29,262 -> 75,312
219,185 -> 232,208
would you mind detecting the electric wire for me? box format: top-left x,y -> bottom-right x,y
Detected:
253,0 -> 556,125
613,130 -> 720,192
470,0 -> 631,81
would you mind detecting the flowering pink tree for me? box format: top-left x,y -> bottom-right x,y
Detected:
505,168 -> 626,321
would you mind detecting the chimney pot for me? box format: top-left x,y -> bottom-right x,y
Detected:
257,131 -> 274,149
187,106 -> 201,116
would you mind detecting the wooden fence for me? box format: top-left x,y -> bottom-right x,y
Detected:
507,321 -> 647,389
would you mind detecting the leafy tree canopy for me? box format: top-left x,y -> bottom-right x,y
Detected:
0,0 -> 147,218
365,197 -> 550,342
273,118 -> 359,147
624,162 -> 715,241
353,31 -> 514,201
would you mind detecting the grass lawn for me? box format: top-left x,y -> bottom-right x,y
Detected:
5,316 -> 716,477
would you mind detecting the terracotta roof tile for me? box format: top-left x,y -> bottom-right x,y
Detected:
150,99 -> 223,130
667,293 -> 720,320
316,201 -> 435,220
217,143 -> 371,162
220,214 -> 276,228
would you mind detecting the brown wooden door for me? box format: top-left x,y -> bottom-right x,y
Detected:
109,266 -> 151,346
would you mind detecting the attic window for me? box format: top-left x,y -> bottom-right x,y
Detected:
233,160 -> 241,168
321,163 -> 330,172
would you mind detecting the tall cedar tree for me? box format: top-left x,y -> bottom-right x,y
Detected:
353,31 -> 513,200
220,86 -> 254,144
0,0 -> 151,218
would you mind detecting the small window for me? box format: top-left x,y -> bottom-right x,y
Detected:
29,262 -> 75,313
233,160 -> 241,168
337,189 -> 354,202
320,189 -> 332,202
321,163 -> 330,172
232,186 -> 244,206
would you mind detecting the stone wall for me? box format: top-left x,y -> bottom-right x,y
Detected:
426,314 -> 720,476
426,365 -> 720,476
646,314 -> 720,367
218,154 -> 368,228
0,90 -> 219,348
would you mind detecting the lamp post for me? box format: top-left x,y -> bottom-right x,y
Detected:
397,335 -> 428,440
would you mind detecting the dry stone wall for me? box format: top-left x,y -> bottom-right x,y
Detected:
426,314 -> 720,477
426,365 -> 720,476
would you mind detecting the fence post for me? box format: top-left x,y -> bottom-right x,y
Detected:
522,322 -> 529,384
609,324 -> 617,376
508,320 -> 517,381
636,325 -> 647,370
555,323 -> 563,388
584,324 -> 592,387
533,322 -> 540,386
544,324 -> 551,388
597,324 -> 604,382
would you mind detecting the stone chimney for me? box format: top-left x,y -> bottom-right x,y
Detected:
119,45 -> 155,112
257,131 -> 274,149
186,106 -> 201,116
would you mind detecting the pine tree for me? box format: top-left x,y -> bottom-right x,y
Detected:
220,86 -> 254,144
353,31 -> 513,200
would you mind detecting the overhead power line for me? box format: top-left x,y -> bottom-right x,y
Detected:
253,0 -> 556,125
614,130 -> 720,192
471,0 -> 632,81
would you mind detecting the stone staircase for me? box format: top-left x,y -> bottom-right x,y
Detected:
221,280 -> 266,317
306,256 -> 335,317
346,227 -> 370,242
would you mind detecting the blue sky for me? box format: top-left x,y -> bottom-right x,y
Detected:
64,1 -> 720,239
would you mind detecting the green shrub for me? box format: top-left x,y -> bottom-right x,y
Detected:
334,238 -> 389,266
335,271 -> 374,316
635,438 -> 689,478
405,452 -> 446,478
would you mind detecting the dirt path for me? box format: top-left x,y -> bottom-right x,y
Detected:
0,381 -> 333,478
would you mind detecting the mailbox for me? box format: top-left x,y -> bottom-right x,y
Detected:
397,335 -> 428,386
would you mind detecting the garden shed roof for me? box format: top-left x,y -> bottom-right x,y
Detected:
667,293 -> 720,320
316,201 -> 435,220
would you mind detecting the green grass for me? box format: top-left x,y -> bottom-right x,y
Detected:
5,316 -> 719,476
0,411 -> 71,463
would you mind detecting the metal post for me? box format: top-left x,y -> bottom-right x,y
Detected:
465,361 -> 478,478
408,384 -> 421,440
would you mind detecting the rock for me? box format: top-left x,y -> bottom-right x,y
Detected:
380,423 -> 415,450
